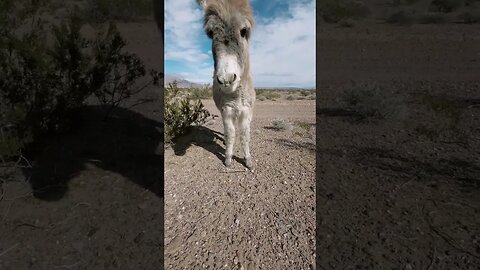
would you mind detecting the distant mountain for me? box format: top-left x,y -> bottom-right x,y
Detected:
164,74 -> 208,88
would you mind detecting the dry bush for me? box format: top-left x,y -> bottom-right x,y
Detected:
164,82 -> 210,143
256,89 -> 281,101
430,0 -> 465,13
319,0 -> 370,23
419,12 -> 449,23
339,84 -> 408,122
458,10 -> 480,23
270,119 -> 292,131
387,10 -> 416,25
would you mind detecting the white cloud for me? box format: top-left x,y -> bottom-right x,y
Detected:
165,0 -> 315,87
250,1 -> 315,87
164,0 -> 206,63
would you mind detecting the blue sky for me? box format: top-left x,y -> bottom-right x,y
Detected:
164,0 -> 315,88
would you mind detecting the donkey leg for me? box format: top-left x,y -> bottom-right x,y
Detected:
222,108 -> 235,167
240,108 -> 253,169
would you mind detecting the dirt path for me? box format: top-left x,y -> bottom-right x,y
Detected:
164,100 -> 316,269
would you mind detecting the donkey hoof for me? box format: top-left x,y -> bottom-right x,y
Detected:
224,157 -> 232,167
245,157 -> 254,170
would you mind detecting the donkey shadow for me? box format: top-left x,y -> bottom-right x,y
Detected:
171,126 -> 246,166
22,105 -> 164,201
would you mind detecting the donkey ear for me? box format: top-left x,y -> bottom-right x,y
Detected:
197,0 -> 207,9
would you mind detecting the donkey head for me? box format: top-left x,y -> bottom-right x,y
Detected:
198,0 -> 254,93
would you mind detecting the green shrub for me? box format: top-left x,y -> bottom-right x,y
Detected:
320,0 -> 370,23
0,0 -> 158,160
430,0 -> 465,13
164,82 -> 210,143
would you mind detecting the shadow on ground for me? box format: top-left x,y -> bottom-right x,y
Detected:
22,105 -> 164,201
171,126 -> 246,166
319,145 -> 480,192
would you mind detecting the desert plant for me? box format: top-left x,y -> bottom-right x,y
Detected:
339,84 -> 406,122
458,10 -> 480,23
419,12 -> 449,23
164,81 -> 210,143
430,0 -> 465,13
0,1 -> 159,161
256,89 -> 282,101
414,94 -> 464,141
339,18 -> 355,27
320,0 -> 370,23
91,23 -> 160,118
189,86 -> 212,99
270,119 -> 292,131
386,10 -> 416,25
390,0 -> 421,6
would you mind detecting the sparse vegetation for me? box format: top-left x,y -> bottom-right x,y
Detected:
414,94 -> 464,140
319,0 -> 371,23
0,0 -> 159,161
339,18 -> 355,27
390,0 -> 421,6
419,12 -> 449,24
430,0 -> 465,13
270,119 -> 292,131
339,84 -> 406,122
164,82 -> 210,143
458,10 -> 480,23
188,86 -> 212,100
256,89 -> 281,101
296,121 -> 312,132
387,10 -> 416,25
292,121 -> 312,137
257,96 -> 267,101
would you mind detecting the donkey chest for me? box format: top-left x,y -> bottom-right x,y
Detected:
213,92 -> 252,119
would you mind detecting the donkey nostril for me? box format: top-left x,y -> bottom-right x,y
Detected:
216,76 -> 223,85
232,74 -> 237,82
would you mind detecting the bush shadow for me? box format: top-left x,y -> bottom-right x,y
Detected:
171,126 -> 245,166
325,145 -> 480,192
22,105 -> 164,201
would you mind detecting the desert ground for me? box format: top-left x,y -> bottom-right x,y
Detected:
317,16 -> 480,270
164,97 -> 316,269
0,21 -> 165,269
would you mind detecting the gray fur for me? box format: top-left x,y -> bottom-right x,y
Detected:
198,0 -> 255,169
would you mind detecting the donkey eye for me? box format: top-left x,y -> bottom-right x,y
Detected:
240,28 -> 247,38
207,30 -> 213,39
